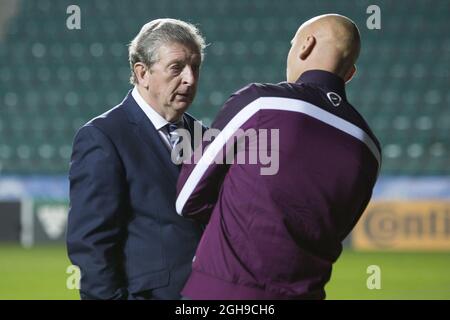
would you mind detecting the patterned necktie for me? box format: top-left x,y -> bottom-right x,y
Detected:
166,122 -> 184,163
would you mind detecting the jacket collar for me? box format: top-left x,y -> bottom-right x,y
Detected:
296,69 -> 347,100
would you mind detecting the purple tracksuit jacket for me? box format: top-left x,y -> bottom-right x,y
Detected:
176,70 -> 381,299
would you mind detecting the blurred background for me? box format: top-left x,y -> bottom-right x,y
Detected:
0,0 -> 449,299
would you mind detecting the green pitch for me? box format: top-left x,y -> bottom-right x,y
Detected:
0,245 -> 449,300
326,250 -> 450,299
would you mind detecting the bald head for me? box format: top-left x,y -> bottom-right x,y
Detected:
286,14 -> 361,83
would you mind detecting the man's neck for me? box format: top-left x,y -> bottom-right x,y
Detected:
136,86 -> 182,123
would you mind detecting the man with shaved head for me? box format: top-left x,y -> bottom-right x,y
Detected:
176,14 -> 381,299
287,14 -> 361,83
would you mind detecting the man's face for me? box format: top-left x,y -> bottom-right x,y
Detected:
147,42 -> 201,114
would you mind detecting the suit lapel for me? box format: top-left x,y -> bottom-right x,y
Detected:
181,114 -> 193,151
123,91 -> 180,183
137,118 -> 180,179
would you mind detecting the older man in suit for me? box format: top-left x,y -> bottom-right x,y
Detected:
66,18 -> 206,300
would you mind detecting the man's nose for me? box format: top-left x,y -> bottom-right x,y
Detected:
181,66 -> 196,86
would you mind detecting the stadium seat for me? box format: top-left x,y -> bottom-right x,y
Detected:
0,0 -> 448,175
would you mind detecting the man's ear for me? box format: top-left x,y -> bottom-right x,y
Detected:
299,35 -> 316,60
133,62 -> 149,88
344,65 -> 356,83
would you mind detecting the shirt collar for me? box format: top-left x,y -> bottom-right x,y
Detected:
132,86 -> 169,131
296,70 -> 347,100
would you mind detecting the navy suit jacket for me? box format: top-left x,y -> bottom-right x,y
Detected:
66,90 -> 205,300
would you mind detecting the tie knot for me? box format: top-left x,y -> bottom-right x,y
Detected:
165,121 -> 185,163
167,122 -> 181,134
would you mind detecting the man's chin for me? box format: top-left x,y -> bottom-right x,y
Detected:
173,101 -> 191,111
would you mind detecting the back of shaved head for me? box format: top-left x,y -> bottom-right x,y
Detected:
300,14 -> 361,69
287,14 -> 361,83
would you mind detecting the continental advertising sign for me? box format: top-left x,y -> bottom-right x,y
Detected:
352,201 -> 450,251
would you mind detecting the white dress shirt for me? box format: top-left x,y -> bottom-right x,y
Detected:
131,86 -> 185,151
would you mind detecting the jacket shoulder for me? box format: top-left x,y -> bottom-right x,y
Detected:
74,91 -> 134,138
233,81 -> 310,100
88,103 -> 128,131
